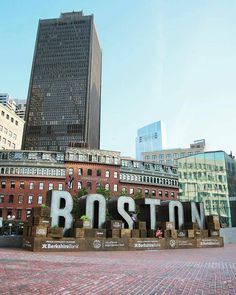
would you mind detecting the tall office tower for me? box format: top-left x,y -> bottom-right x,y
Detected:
0,93 -> 17,112
136,120 -> 167,160
23,11 -> 102,151
15,99 -> 27,120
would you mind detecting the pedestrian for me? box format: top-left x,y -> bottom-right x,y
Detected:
155,227 -> 163,238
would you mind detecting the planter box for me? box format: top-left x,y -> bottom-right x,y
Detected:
48,227 -> 64,238
139,230 -> 147,238
107,229 -> 121,238
177,230 -> 187,238
209,230 -> 220,237
94,229 -> 106,238
207,222 -> 220,230
106,220 -> 123,230
31,226 -> 47,237
157,222 -> 175,230
73,228 -> 107,238
187,230 -> 195,238
121,229 -> 131,238
33,216 -> 51,227
32,206 -> 51,218
74,220 -> 92,229
134,221 -> 146,230
206,215 -> 220,224
131,229 -> 140,238
183,222 -> 199,230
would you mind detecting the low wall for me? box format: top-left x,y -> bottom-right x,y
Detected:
220,228 -> 236,244
0,236 -> 23,248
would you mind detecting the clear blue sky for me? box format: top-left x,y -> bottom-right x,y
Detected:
1,0 -> 236,157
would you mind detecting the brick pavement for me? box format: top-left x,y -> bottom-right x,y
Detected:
0,245 -> 236,295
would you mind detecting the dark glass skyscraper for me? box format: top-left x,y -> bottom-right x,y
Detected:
23,12 -> 102,151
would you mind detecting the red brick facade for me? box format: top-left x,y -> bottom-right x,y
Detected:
0,149 -> 178,222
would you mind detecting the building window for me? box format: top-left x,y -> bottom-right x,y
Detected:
114,184 -> 118,192
114,171 -> 118,178
7,209 -> 13,216
165,191 -> 169,198
18,195 -> 24,204
159,190 -> 163,197
39,182 -> 44,190
1,181 -> 6,189
130,188 -> 134,195
171,192 -> 175,198
8,195 -> 14,203
10,181 -> 15,188
16,209 -> 22,220
87,182 -> 92,190
78,168 -> 83,176
29,182 -> 34,190
152,190 -> 156,197
122,187 -> 127,193
105,184 -> 110,191
58,183 -> 63,191
28,195 -> 33,204
26,209 -> 32,218
105,170 -> 110,178
48,183 -> 54,190
38,196 -> 43,204
69,168 -> 74,176
145,189 -> 149,197
20,182 -> 25,189
0,194 -> 4,204
87,169 -> 92,176
78,181 -> 82,189
97,169 -> 101,176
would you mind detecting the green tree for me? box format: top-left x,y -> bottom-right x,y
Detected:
72,187 -> 88,218
96,186 -> 112,200
133,191 -> 143,199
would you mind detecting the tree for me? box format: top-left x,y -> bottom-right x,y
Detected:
72,187 -> 88,218
96,186 -> 112,200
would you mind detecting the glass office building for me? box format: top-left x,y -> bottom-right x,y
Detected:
136,120 -> 167,160
23,12 -> 102,152
178,151 -> 236,227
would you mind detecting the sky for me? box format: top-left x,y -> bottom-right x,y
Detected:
1,0 -> 236,157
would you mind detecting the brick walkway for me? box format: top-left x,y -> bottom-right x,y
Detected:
0,245 -> 236,295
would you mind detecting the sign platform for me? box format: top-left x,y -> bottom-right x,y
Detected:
23,236 -> 224,252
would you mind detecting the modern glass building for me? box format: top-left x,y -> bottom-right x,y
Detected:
177,151 -> 236,227
135,120 -> 167,160
23,11 -> 102,152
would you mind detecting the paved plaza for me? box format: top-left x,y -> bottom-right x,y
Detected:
0,245 -> 236,295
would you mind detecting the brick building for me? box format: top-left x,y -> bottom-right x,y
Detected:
0,148 -> 178,222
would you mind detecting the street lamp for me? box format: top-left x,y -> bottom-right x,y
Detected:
7,215 -> 15,235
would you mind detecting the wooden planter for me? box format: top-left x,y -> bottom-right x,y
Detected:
74,220 -> 92,229
32,206 -> 50,218
48,227 -> 64,238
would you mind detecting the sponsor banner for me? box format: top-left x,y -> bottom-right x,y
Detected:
129,238 -> 164,250
41,239 -> 81,250
177,238 -> 197,248
197,237 -> 224,248
86,238 -> 128,251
